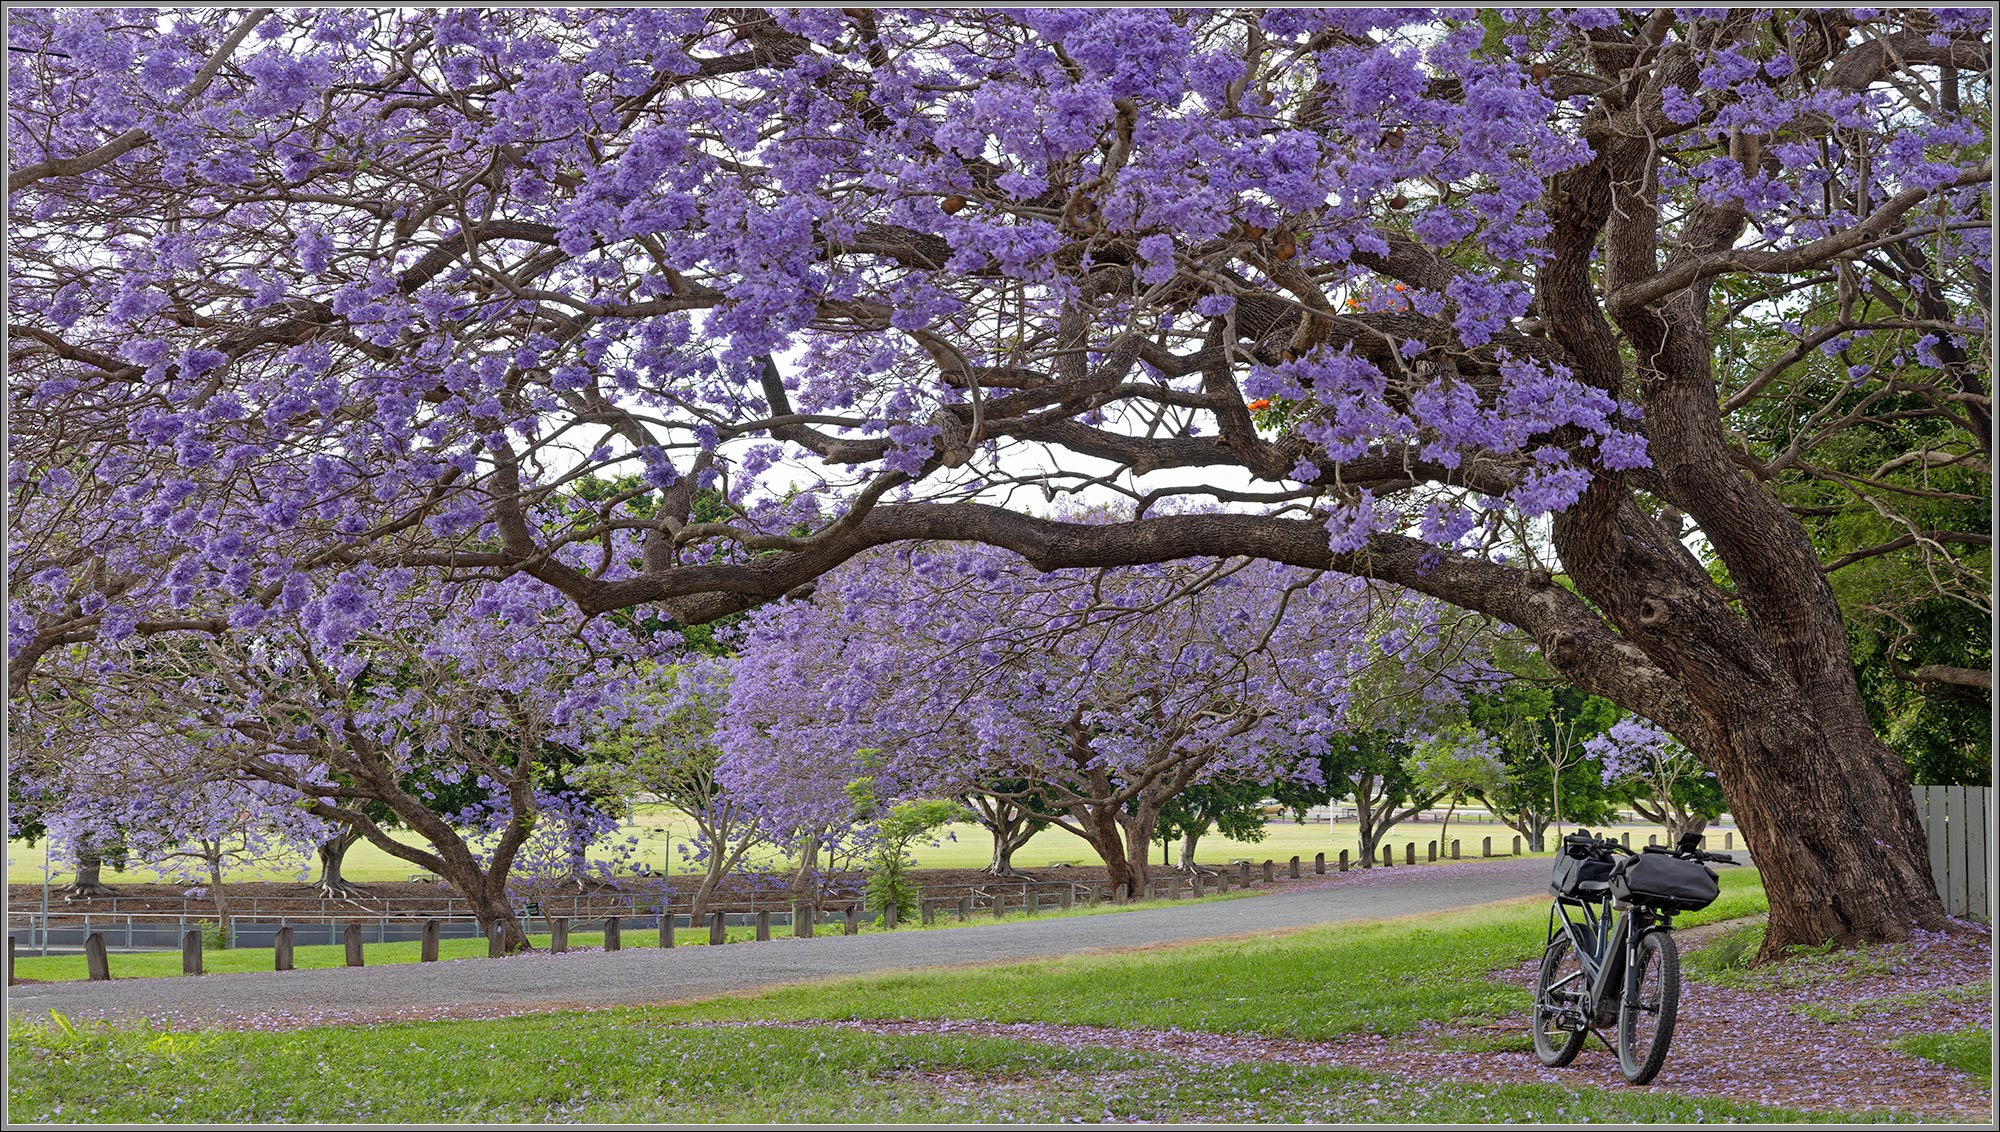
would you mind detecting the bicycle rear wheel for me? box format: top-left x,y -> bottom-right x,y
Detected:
1531,939 -> 1588,1067
1618,929 -> 1679,1084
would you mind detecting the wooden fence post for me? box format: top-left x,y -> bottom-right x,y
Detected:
551,918 -> 570,953
1025,892 -> 1039,916
1724,832 -> 1733,850
343,923 -> 364,967
1060,886 -> 1074,911
1383,845 -> 1394,867
1648,834 -> 1658,848
84,932 -> 110,981
661,912 -> 677,948
883,902 -> 898,931
274,925 -> 295,971
756,910 -> 771,940
1621,832 -> 1631,849
605,917 -> 622,951
714,911 -> 731,944
1112,885 -> 1128,906
994,893 -> 1008,917
421,919 -> 439,962
1513,836 -> 1522,856
1314,852 -> 1325,875
182,929 -> 203,976
1168,876 -> 1184,900
843,906 -> 859,936
794,903 -> 814,939
959,894 -> 974,921
1428,840 -> 1438,862
1215,871 -> 1229,893
1288,855 -> 1301,879
1482,836 -> 1492,858
1338,850 -> 1349,872
1262,860 -> 1275,883
1405,843 -> 1416,865
1192,873 -> 1208,898
1451,840 -> 1461,860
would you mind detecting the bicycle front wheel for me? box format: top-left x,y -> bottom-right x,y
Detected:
1531,939 -> 1588,1067
1617,929 -> 1680,1084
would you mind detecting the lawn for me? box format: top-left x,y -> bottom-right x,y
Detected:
7,810 -> 1711,886
13,869 -> 1874,1125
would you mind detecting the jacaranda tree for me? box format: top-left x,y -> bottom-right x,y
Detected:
718,540 -> 1492,897
7,9 -> 1988,952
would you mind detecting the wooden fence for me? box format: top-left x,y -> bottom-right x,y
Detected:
1913,785 -> 1990,917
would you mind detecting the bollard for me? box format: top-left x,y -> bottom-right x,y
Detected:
274,925 -> 295,971
1026,892 -> 1039,916
994,893 -> 1008,918
1451,839 -> 1461,860
713,911 -> 730,945
843,906 -> 859,936
1112,885 -> 1128,906
1215,871 -> 1230,893
794,903 -> 813,939
421,919 -> 440,962
1192,873 -> 1208,898
551,918 -> 570,954
1060,886 -> 1074,911
84,932 -> 110,981
1621,832 -> 1631,849
1168,876 -> 1184,900
343,923 -> 364,967
1482,836 -> 1492,858
921,901 -> 935,926
1339,850 -> 1349,872
1383,845 -> 1394,867
883,902 -> 898,931
182,929 -> 203,976
1428,840 -> 1438,863
1262,860 -> 1275,884
605,917 -> 622,951
1648,834 -> 1658,847
1288,856 -> 1300,879
1513,836 -> 1522,856
1315,851 -> 1325,875
959,894 -> 974,921
756,910 -> 771,940
1237,860 -> 1251,885
1725,832 -> 1733,850
1405,842 -> 1416,866
661,912 -> 677,949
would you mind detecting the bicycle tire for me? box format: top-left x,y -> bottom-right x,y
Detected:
1618,929 -> 1680,1084
1531,939 -> 1588,1067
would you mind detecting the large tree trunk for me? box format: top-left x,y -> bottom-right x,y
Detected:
1544,136 -> 1948,957
1177,829 -> 1205,872
315,829 -> 368,898
205,849 -> 231,944
61,847 -> 118,898
450,869 -> 528,956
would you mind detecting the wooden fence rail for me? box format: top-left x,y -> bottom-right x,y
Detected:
1914,785 -> 1990,917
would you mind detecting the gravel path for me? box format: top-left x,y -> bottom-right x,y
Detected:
9,858 -> 1551,1029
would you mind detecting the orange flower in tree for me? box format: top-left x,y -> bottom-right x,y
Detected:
1246,398 -> 1272,411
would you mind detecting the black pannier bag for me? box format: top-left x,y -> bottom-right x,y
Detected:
1550,850 -> 1616,898
1610,852 -> 1720,912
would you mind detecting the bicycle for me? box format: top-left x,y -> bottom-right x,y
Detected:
1531,829 -> 1737,1084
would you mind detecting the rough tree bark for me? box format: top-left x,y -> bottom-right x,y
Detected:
314,829 -> 367,898
61,847 -> 117,899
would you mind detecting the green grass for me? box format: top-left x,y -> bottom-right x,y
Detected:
1891,1029 -> 1993,1086
11,869 -> 1898,1124
1793,981 -> 1991,1025
7,1012 -> 1850,1125
6,813 -> 1703,885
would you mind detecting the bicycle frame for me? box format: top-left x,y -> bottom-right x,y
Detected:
1542,889 -> 1668,1032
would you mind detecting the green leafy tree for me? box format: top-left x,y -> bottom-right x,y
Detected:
1155,778 -> 1270,872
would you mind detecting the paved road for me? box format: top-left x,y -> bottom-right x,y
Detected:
10,859 -> 1553,1028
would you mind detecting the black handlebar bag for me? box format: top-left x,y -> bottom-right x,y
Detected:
1610,853 -> 1720,912
1550,851 -> 1616,898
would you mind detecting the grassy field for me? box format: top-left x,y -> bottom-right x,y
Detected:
7,810 -> 1710,886
10,870 -> 1868,1125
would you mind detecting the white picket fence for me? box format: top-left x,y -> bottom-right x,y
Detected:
1913,785 -> 1991,917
